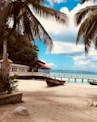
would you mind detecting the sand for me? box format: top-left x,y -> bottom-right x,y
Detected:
0,79 -> 97,122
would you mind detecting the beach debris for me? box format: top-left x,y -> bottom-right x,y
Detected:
87,100 -> 97,107
87,100 -> 94,106
13,106 -> 29,116
93,101 -> 97,107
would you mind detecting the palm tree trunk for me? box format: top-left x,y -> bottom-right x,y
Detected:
1,38 -> 9,82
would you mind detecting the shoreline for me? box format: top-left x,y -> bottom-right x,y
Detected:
0,79 -> 97,122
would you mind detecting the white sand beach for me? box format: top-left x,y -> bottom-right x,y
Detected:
0,79 -> 97,122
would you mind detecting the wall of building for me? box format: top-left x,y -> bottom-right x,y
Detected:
10,64 -> 30,72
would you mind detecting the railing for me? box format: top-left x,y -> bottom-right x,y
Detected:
50,74 -> 97,83
9,71 -> 97,83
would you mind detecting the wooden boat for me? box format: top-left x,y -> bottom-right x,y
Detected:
45,77 -> 66,86
88,81 -> 97,85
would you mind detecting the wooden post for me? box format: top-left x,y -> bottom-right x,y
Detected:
82,79 -> 83,83
75,78 -> 77,83
61,77 -> 62,80
68,78 -> 70,82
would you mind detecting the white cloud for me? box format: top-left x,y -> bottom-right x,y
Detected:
47,62 -> 57,68
48,0 -> 67,5
32,0 -> 95,41
49,41 -> 84,54
35,0 -> 95,41
73,47 -> 97,71
45,1 -> 97,71
40,59 -> 57,68
32,1 -> 97,71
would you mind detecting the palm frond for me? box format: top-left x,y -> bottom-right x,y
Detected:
0,3 -> 12,38
80,0 -> 91,4
76,18 -> 89,44
5,1 -> 24,37
75,5 -> 97,25
21,2 -> 53,51
76,9 -> 97,53
1,0 -> 58,51
83,10 -> 97,41
94,36 -> 97,50
26,0 -> 45,4
31,3 -> 67,24
29,11 -> 53,51
84,21 -> 97,42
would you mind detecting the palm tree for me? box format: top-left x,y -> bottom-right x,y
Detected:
0,0 -> 67,85
75,0 -> 97,54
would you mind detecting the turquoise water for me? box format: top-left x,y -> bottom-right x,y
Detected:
50,71 -> 97,85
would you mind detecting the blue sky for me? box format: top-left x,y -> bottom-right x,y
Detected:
35,0 -> 97,71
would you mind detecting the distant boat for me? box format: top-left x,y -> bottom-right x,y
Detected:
45,77 -> 66,87
88,80 -> 97,85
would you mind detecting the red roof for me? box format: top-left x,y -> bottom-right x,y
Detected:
38,62 -> 50,69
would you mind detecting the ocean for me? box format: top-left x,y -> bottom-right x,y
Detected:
49,70 -> 97,85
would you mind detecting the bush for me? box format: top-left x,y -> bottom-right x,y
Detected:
0,72 -> 18,94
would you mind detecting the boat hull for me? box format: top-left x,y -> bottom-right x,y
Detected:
89,81 -> 97,85
45,77 -> 65,86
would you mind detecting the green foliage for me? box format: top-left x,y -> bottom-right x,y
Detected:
0,72 -> 4,92
0,72 -> 18,94
8,75 -> 18,93
0,34 -> 38,66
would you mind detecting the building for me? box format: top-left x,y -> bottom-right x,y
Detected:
32,60 -> 50,73
10,63 -> 30,72
0,59 -> 50,74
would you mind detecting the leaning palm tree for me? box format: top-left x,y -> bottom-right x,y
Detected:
0,0 -> 67,88
75,1 -> 97,54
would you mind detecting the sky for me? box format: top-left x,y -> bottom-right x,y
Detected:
35,0 -> 97,72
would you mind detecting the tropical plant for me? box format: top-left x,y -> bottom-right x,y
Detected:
0,0 -> 67,84
75,0 -> 97,54
0,72 -> 18,94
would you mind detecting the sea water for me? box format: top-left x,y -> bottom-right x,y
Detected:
50,70 -> 97,85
